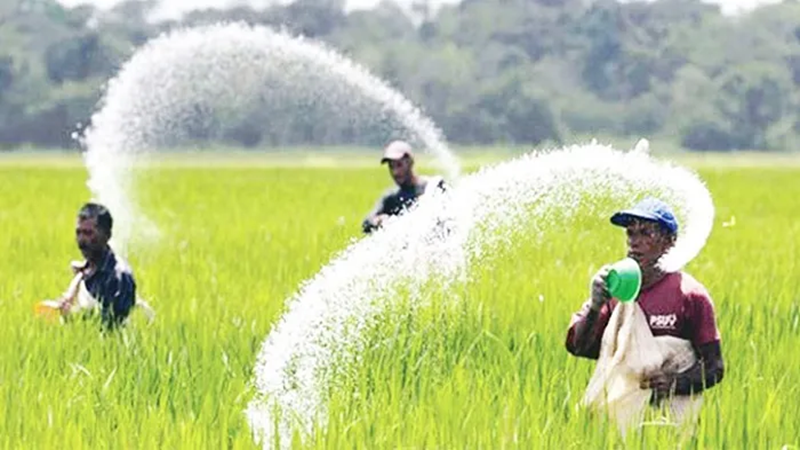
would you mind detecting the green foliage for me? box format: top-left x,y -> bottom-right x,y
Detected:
0,153 -> 798,447
2,0 -> 800,150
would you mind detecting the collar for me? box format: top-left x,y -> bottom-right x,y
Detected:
83,248 -> 115,278
640,270 -> 677,293
399,177 -> 427,194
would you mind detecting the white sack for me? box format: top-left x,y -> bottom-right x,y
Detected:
580,301 -> 703,436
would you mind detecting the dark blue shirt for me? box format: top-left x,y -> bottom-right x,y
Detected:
83,248 -> 136,328
362,176 -> 448,233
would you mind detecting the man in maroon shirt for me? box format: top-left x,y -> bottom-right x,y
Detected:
566,197 -> 724,405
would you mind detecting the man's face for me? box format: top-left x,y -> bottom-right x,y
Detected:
76,217 -> 108,260
387,157 -> 413,186
624,219 -> 675,269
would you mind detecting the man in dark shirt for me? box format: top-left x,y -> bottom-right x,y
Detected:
362,140 -> 448,234
565,197 -> 724,405
57,203 -> 137,329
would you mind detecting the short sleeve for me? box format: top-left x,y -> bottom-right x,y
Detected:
687,290 -> 721,347
565,298 -> 615,358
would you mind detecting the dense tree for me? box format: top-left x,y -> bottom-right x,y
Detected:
0,0 -> 798,151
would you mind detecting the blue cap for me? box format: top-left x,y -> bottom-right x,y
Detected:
610,197 -> 679,234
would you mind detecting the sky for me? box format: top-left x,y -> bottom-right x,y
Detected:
54,0 -> 783,20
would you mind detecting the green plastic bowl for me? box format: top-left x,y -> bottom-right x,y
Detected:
605,257 -> 642,303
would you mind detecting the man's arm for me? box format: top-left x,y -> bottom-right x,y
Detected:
567,304 -> 600,358
362,192 -> 392,233
677,289 -> 725,394
566,266 -> 613,359
57,272 -> 85,314
566,300 -> 613,359
644,341 -> 724,402
674,341 -> 724,395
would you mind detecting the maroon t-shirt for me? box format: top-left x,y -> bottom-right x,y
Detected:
566,271 -> 721,359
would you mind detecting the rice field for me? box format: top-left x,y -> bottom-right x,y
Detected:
0,150 -> 797,449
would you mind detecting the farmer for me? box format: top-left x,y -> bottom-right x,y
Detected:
565,197 -> 724,405
54,202 -> 137,329
361,140 -> 448,234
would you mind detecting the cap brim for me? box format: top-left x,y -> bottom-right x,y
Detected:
610,210 -> 661,227
381,154 -> 410,164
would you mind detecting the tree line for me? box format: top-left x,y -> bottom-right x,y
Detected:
1,0 -> 799,151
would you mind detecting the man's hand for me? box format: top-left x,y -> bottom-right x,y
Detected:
641,370 -> 677,405
590,265 -> 612,311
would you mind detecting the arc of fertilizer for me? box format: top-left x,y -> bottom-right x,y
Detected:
245,139 -> 715,448
78,22 -> 460,258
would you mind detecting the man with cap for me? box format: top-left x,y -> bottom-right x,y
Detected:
565,197 -> 724,405
361,140 -> 448,234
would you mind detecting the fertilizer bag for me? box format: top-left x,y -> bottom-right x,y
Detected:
580,301 -> 703,435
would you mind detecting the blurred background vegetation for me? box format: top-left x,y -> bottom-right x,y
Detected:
1,0 -> 799,152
